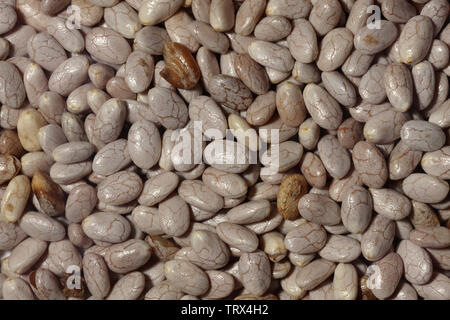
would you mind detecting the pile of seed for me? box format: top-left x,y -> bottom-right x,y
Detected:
0,0 -> 448,300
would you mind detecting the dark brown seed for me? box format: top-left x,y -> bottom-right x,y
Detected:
161,42 -> 201,89
0,130 -> 25,157
31,171 -> 65,216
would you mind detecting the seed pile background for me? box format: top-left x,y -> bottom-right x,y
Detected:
0,0 -> 448,300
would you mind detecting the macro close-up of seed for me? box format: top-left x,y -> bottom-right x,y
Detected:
0,0 -> 448,302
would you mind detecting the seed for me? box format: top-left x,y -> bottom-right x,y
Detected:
161,42 -> 201,89
277,174 -> 309,220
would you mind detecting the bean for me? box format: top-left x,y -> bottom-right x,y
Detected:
322,72 -> 357,108
238,251 -> 271,296
275,82 -> 306,127
384,63 -> 414,112
92,139 -> 131,176
17,109 -> 47,152
296,258 -> 336,291
317,135 -> 351,179
83,253 -> 110,298
52,142 -> 94,165
178,179 -> 224,213
341,185 -> 372,234
254,16 -> 291,42
31,171 -> 64,216
137,172 -> 178,207
62,112 -> 88,143
144,280 -> 183,300
158,194 -> 190,237
82,212 -> 131,244
361,214 -> 395,261
428,99 -> 450,128
421,147 -> 450,179
403,173 -> 449,204
203,270 -> 234,300
277,174 -> 308,220
107,271 -> 145,300
138,0 -> 184,26
352,141 -> 388,188
381,0 -> 416,23
148,87 -> 188,129
1,175 -> 30,223
333,263 -> 358,300
286,19 -> 318,63
191,230 -> 230,269
389,140 -> 422,180
50,161 -> 92,185
19,211 -> 65,242
0,3 -> 17,35
309,0 -> 342,36
104,239 -> 151,274
47,17 -> 84,54
208,74 -> 253,111
8,237 -> 47,274
284,222 -> 327,254
298,118 -> 319,150
0,154 -> 20,185
397,240 -> 433,285
398,15 -> 434,65
68,223 -> 93,249
298,193 -> 341,226
86,27 -> 131,65
21,152 -> 54,178
412,272 -> 450,300
235,53 -> 270,95
23,62 -> 48,108
29,268 -> 65,300
409,227 -> 450,249
65,184 -> 97,223
401,120 -> 446,152
363,109 -> 411,145
300,152 -> 327,189
303,84 -> 343,130
390,281 -> 418,300
248,40 -> 294,73
189,21 -> 229,54
201,0 -> 230,30
359,63 -> 387,104
261,141 -> 303,173
354,20 -> 398,55
317,28 -> 353,72
318,235 -> 361,263
2,277 -> 35,300
72,0 -> 104,26
368,252 -> 403,299
192,0 -> 211,24
27,32 -> 67,72
266,0 -> 311,19
104,2 -> 141,39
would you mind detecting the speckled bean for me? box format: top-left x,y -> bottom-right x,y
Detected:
19,211 -> 65,241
